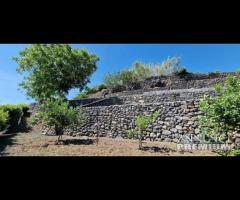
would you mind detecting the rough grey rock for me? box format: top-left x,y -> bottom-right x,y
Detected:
162,130 -> 171,135
176,125 -> 183,130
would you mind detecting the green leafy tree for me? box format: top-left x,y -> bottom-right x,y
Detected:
14,44 -> 99,101
32,97 -> 85,141
199,75 -> 240,143
127,111 -> 159,149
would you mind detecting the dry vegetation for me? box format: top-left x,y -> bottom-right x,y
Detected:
0,131 -> 218,156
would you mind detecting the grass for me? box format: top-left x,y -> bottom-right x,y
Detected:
0,131 -> 219,156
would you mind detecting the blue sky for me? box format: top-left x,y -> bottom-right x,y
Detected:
1,44 -> 240,104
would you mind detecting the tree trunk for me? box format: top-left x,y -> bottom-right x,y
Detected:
55,126 -> 64,141
138,130 -> 143,150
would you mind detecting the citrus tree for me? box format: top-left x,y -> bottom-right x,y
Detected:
199,75 -> 240,143
32,97 -> 85,141
127,111 -> 160,149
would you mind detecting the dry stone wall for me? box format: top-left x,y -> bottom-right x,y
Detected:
70,88 -> 215,107
66,100 -> 203,144
39,73 -> 240,143
90,72 -> 239,98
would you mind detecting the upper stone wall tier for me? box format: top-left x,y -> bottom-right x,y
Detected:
106,77 -> 226,97
70,88 -> 216,107
89,74 -> 239,98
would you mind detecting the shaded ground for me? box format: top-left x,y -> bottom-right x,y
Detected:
0,131 -> 219,156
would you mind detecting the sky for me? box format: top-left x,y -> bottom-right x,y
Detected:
1,44 -> 240,104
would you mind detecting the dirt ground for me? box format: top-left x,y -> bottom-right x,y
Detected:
0,131 -> 219,156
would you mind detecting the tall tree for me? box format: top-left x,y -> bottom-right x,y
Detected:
14,44 -> 99,101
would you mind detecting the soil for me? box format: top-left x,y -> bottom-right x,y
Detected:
0,131 -> 219,156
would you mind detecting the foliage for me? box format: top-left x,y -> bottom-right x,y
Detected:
85,84 -> 107,95
127,111 -> 160,149
32,97 -> 84,140
0,104 -> 29,132
74,92 -> 89,100
74,84 -> 107,100
0,108 -> 9,131
103,57 -> 188,90
155,57 -> 186,76
103,69 -> 135,88
236,68 -> 240,75
218,146 -> 240,156
199,75 -> 240,143
172,68 -> 189,78
14,44 -> 99,102
228,147 -> 240,156
132,61 -> 152,81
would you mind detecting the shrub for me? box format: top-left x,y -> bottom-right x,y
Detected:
85,84 -> 107,95
132,61 -> 152,81
103,69 -> 135,89
0,104 -> 29,132
0,108 -> 9,131
127,111 -> 160,149
172,68 -> 189,78
97,84 -> 107,91
228,147 -> 240,156
218,146 -> 240,156
74,84 -> 107,100
199,75 -> 240,143
103,57 -> 187,91
156,57 -> 185,76
32,97 -> 85,141
74,92 -> 89,100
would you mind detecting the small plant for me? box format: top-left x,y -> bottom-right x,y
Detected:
218,146 -> 240,156
32,97 -> 85,141
127,111 -> 160,150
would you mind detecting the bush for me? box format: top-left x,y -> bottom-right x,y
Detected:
103,57 -> 188,91
155,57 -> 185,76
74,84 -> 107,100
0,104 -> 29,132
172,68 -> 189,78
97,84 -> 107,91
127,111 -> 160,149
0,108 -> 9,131
132,61 -> 152,81
103,69 -> 135,89
85,84 -> 107,95
74,92 -> 89,100
199,75 -> 240,143
32,97 -> 85,141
